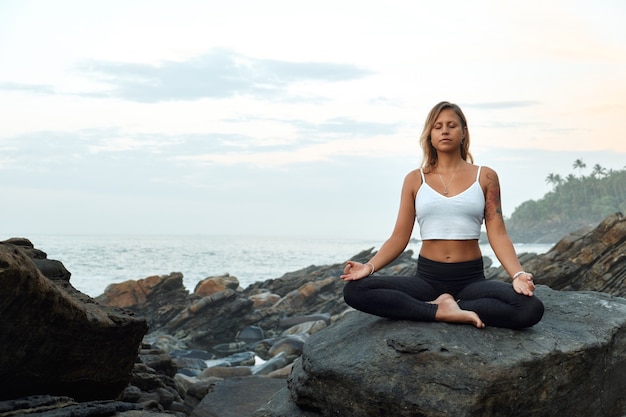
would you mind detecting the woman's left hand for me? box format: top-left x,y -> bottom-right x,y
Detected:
340,261 -> 371,281
513,272 -> 535,296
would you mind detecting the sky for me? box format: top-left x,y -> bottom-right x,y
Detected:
1,0 -> 625,240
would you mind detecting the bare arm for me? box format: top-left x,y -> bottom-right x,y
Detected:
482,167 -> 535,296
341,170 -> 419,281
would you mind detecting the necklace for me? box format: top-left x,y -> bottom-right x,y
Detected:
437,164 -> 462,195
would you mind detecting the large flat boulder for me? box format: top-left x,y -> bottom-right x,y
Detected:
0,241 -> 148,401
257,286 -> 626,417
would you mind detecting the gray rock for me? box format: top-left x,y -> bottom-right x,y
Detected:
252,352 -> 289,376
0,395 -> 141,417
523,212 -> 626,296
486,213 -> 626,299
260,286 -> 626,417
191,376 -> 286,417
253,388 -> 320,417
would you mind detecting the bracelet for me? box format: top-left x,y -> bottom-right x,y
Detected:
512,271 -> 528,280
365,262 -> 375,276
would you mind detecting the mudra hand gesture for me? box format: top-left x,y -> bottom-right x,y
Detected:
340,261 -> 374,281
513,272 -> 536,296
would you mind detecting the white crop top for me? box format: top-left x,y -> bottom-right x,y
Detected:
415,166 -> 485,240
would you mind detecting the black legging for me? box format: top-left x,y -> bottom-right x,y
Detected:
343,256 -> 544,329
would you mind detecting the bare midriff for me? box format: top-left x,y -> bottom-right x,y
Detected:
419,240 -> 482,263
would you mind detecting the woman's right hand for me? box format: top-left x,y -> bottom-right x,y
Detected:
340,261 -> 372,281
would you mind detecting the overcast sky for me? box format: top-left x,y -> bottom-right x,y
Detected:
1,0 -> 625,240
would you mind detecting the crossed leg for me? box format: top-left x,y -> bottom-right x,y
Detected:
429,294 -> 485,328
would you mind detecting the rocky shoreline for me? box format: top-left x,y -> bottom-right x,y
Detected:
1,212 -> 625,417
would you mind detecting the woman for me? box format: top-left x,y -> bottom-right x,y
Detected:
341,101 -> 544,329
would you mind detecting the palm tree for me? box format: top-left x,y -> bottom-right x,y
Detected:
554,174 -> 563,187
573,159 -> 588,205
592,164 -> 607,179
591,164 -> 609,200
545,173 -> 563,190
573,159 -> 587,178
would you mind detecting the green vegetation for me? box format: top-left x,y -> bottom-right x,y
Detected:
505,159 -> 626,243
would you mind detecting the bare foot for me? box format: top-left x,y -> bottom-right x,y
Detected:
429,293 -> 455,305
432,295 -> 485,328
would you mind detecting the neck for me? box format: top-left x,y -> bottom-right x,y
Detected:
436,155 -> 464,172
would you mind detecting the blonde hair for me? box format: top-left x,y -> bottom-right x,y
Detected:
419,101 -> 473,172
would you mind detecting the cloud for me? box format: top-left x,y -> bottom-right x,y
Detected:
76,49 -> 374,102
175,130 -> 410,168
463,101 -> 541,109
0,82 -> 57,95
293,117 -> 399,137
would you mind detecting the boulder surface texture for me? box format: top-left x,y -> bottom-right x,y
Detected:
0,240 -> 149,401
257,286 -> 626,417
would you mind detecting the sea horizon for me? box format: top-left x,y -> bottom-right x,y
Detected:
4,233 -> 554,298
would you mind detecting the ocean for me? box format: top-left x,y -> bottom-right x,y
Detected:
18,234 -> 554,297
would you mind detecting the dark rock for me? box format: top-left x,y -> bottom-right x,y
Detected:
138,352 -> 178,377
169,349 -> 215,360
200,366 -> 252,379
487,212 -> 626,298
32,258 -> 72,281
0,395 -> 141,417
260,286 -> 626,417
190,376 -> 287,417
121,385 -> 143,403
183,379 -> 221,411
523,212 -> 626,296
130,363 -> 176,393
253,387 -> 320,417
0,241 -> 148,401
237,325 -> 265,344
0,395 -> 75,413
171,357 -> 207,375
212,340 -> 248,354
2,237 -> 47,259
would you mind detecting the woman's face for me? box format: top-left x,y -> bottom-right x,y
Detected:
430,108 -> 465,152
